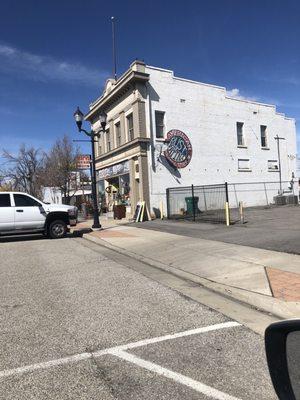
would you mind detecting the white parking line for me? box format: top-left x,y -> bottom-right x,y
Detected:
0,353 -> 91,379
111,349 -> 241,400
0,321 -> 241,379
94,321 -> 240,355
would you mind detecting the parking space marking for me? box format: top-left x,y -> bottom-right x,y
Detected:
0,352 -> 92,379
110,349 -> 241,400
0,321 -> 240,379
94,321 -> 240,355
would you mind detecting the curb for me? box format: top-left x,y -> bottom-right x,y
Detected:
83,233 -> 300,320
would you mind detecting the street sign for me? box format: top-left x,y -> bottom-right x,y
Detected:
76,155 -> 91,170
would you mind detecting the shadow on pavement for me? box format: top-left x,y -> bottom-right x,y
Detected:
0,229 -> 93,243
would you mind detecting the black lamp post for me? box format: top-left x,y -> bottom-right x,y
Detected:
73,106 -> 107,229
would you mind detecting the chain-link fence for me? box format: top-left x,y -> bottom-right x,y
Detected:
166,184 -> 228,224
166,180 -> 299,225
228,180 -> 299,223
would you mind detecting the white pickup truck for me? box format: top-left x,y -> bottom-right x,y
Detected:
0,192 -> 78,239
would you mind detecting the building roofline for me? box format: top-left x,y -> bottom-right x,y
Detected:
146,65 -> 226,90
225,95 -> 276,108
146,64 -> 295,120
86,60 -> 296,123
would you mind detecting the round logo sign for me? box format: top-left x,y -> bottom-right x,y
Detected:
164,130 -> 192,169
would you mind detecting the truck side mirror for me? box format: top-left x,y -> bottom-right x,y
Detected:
39,205 -> 46,215
265,320 -> 300,400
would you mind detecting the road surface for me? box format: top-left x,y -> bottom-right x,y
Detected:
0,235 -> 277,399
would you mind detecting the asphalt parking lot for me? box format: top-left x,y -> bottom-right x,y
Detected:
136,205 -> 300,255
0,236 -> 276,399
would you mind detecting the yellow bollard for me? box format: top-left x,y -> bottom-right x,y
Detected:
225,202 -> 230,226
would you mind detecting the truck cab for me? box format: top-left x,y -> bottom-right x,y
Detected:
0,192 -> 77,239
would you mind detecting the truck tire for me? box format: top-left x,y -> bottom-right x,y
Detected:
48,220 -> 67,239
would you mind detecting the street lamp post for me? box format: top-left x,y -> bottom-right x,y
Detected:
73,107 -> 107,229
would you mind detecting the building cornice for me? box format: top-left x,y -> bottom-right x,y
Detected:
95,137 -> 150,163
85,69 -> 149,121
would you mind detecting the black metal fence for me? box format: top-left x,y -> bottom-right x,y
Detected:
166,183 -> 228,224
166,180 -> 299,225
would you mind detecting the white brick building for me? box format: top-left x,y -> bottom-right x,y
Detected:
85,61 -> 297,217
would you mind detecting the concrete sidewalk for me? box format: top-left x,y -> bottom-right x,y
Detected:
76,219 -> 300,320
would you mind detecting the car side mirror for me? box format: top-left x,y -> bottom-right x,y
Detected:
265,320 -> 300,400
39,205 -> 46,215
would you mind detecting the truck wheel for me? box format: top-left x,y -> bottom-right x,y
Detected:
48,220 -> 67,239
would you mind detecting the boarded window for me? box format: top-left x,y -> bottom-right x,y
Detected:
260,125 -> 267,148
127,114 -> 134,141
115,122 -> 121,147
238,159 -> 250,171
106,129 -> 111,152
268,160 -> 279,171
237,122 -> 244,146
155,111 -> 165,139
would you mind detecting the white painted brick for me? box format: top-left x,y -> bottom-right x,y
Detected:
145,66 -> 297,212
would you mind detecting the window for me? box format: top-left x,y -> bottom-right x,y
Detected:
115,122 -> 121,147
127,113 -> 134,141
268,160 -> 279,171
0,194 -> 11,207
238,159 -> 251,171
155,111 -> 165,139
260,125 -> 268,148
237,122 -> 244,146
106,129 -> 111,152
14,194 -> 41,207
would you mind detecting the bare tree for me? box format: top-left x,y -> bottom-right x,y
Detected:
44,135 -> 80,204
1,145 -> 45,198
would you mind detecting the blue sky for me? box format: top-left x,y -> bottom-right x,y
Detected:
1,0 -> 300,158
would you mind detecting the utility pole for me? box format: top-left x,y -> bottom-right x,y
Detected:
274,134 -> 286,195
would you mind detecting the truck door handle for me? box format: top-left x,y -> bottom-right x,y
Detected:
16,209 -> 24,212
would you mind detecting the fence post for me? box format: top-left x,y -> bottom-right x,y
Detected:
225,182 -> 230,226
203,187 -> 207,211
263,182 -> 269,206
191,184 -> 196,221
166,189 -> 170,219
239,201 -> 244,224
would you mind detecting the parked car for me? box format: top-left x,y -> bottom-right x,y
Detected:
265,319 -> 300,399
0,192 -> 78,239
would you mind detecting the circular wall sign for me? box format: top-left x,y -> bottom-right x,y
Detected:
164,129 -> 192,169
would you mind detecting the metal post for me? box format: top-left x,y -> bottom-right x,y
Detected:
277,138 -> 282,194
191,184 -> 196,222
239,201 -> 244,224
274,134 -> 285,195
225,182 -> 230,226
111,16 -> 117,81
225,182 -> 229,203
203,187 -> 207,211
263,182 -> 269,206
166,188 -> 170,219
90,135 -> 101,229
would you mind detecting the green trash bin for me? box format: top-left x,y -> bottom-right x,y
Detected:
185,197 -> 199,216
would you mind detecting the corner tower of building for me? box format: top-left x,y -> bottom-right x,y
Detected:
85,60 -> 151,217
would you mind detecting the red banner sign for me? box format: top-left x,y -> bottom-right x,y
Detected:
76,155 -> 91,170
